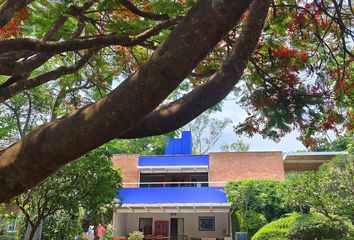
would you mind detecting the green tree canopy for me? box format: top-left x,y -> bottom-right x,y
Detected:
0,0 -> 352,201
225,179 -> 292,235
14,148 -> 121,240
283,154 -> 354,222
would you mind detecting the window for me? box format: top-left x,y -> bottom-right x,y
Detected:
7,219 -> 17,233
191,174 -> 208,187
198,217 -> 215,231
140,175 -> 165,187
139,218 -> 152,235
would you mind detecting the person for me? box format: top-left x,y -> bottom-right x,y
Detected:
97,223 -> 106,239
87,225 -> 95,240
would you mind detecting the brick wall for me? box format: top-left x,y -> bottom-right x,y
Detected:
112,154 -> 139,187
209,152 -> 285,186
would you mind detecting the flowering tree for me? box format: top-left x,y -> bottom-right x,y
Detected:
0,0 -> 352,201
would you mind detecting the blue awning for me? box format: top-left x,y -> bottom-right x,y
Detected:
117,187 -> 227,204
139,155 -> 209,167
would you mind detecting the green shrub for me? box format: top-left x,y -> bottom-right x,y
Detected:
237,210 -> 267,236
253,213 -> 353,240
102,224 -> 114,240
287,213 -> 352,240
252,213 -> 299,240
128,231 -> 144,240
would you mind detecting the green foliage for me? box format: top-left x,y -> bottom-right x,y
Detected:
105,135 -> 169,155
0,205 -> 17,240
128,231 -> 144,240
236,210 -> 267,235
220,140 -> 250,152
287,213 -> 352,240
252,213 -> 299,240
41,210 -> 82,240
183,112 -> 232,154
102,223 -> 114,240
311,132 -> 354,153
283,154 -> 354,221
253,213 -> 353,240
225,179 -> 292,235
15,148 -> 121,238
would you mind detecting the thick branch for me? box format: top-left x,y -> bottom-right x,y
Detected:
119,0 -> 169,20
0,0 -> 98,84
0,49 -> 98,102
121,0 -> 271,139
0,17 -> 180,55
0,0 -> 252,202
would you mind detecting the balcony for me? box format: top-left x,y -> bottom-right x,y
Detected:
122,181 -> 226,188
138,173 -> 209,187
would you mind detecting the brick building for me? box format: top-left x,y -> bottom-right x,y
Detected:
112,131 -> 345,239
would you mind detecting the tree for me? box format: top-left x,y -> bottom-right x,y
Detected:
283,154 -> 354,222
184,112 -> 232,154
220,140 -> 250,152
311,131 -> 354,153
0,0 -> 352,201
14,148 -> 121,240
225,179 -> 292,235
105,135 -> 169,155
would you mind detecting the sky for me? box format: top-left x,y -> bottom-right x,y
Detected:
208,99 -> 306,153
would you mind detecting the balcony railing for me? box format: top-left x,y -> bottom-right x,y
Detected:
122,181 -> 227,188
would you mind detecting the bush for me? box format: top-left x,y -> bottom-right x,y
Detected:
102,224 -> 114,240
128,231 -> 144,240
237,211 -> 267,236
253,213 -> 353,240
252,213 -> 299,240
287,213 -> 352,240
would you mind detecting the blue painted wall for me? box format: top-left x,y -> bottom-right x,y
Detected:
139,155 -> 208,166
164,131 -> 192,154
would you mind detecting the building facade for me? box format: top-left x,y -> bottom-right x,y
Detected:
112,131 -> 345,239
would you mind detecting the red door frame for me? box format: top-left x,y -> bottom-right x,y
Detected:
154,221 -> 169,236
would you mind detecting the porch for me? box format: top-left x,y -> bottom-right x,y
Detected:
113,208 -> 231,239
113,187 -> 231,239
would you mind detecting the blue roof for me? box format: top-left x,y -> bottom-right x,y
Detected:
139,155 -> 209,167
117,187 -> 227,204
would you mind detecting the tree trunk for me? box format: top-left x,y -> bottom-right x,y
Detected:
26,222 -> 39,240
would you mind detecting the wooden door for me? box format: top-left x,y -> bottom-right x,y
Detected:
155,221 -> 169,236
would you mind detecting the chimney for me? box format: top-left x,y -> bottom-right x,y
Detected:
164,131 -> 192,155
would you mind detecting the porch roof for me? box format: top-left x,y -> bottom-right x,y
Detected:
117,187 -> 227,205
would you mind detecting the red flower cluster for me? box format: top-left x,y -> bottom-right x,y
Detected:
0,8 -> 29,39
273,46 -> 296,57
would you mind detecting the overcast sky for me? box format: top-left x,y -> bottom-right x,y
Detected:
209,99 -> 306,153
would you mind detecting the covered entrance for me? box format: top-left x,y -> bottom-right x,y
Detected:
113,187 -> 231,239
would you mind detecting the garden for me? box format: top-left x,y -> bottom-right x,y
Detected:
225,153 -> 354,240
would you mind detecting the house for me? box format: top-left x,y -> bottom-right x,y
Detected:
112,131 -> 346,239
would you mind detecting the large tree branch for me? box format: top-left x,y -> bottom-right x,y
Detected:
121,0 -> 271,139
0,17 -> 180,55
0,0 -> 252,202
0,49 -> 98,102
118,0 -> 169,20
0,0 -> 98,86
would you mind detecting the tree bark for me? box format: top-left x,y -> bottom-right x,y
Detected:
0,0 -> 252,202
